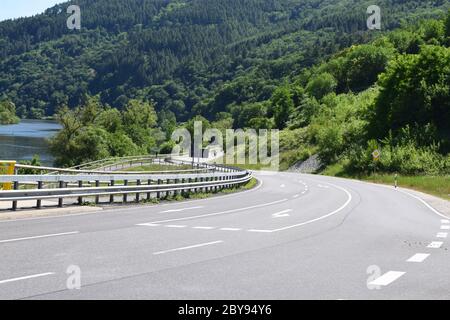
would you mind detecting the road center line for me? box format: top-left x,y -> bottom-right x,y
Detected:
0,231 -> 79,244
219,228 -> 242,231
441,219 -> 449,224
436,232 -> 448,238
153,240 -> 223,255
368,271 -> 406,286
160,206 -> 204,213
0,272 -> 54,285
144,198 -> 288,224
271,181 -> 352,232
440,225 -> 450,230
407,253 -> 430,263
193,226 -> 216,230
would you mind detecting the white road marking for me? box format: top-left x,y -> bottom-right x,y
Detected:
280,184 -> 286,188
293,194 -> 300,198
318,184 -> 330,189
0,272 -> 54,285
144,198 -> 288,224
219,228 -> 242,231
0,231 -> 79,244
272,209 -> 292,218
165,225 -> 186,228
440,225 -> 450,230
407,253 -> 430,263
427,241 -> 443,249
153,240 -> 223,255
271,182 -> 352,232
247,229 -> 273,233
368,271 -> 406,286
193,226 -> 216,230
161,206 -> 203,213
436,232 -> 448,238
441,219 -> 449,224
136,223 -> 160,227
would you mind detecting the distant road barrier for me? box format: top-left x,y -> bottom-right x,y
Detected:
0,158 -> 252,211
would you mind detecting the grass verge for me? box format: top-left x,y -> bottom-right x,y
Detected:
322,163 -> 450,201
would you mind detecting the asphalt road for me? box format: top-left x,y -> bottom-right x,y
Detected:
0,171 -> 448,300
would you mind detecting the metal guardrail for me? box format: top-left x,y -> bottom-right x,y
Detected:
0,159 -> 252,211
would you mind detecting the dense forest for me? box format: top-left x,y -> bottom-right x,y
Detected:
0,0 -> 449,174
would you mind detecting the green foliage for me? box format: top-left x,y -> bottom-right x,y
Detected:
272,85 -> 294,129
306,73 -> 337,100
371,45 -> 450,152
49,96 -> 160,166
0,100 -> 19,124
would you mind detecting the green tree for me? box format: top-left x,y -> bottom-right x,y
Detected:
272,86 -> 294,129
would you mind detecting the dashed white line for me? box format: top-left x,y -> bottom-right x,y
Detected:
153,240 -> 223,255
440,225 -> 450,230
441,219 -> 449,224
165,225 -> 186,228
293,194 -> 300,198
0,272 -> 54,285
436,232 -> 448,238
280,184 -> 286,188
247,229 -> 273,233
144,198 -> 288,225
160,206 -> 203,213
427,241 -> 443,249
368,271 -> 406,286
219,228 -> 242,231
136,223 -> 160,227
407,253 -> 430,263
193,226 -> 216,230
0,231 -> 79,244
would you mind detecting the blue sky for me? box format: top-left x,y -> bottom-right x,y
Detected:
0,0 -> 63,21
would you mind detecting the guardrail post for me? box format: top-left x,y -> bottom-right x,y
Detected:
110,180 -> 115,203
95,180 -> 100,204
157,179 -> 162,199
136,180 -> 141,203
36,181 -> 43,209
123,180 -> 128,203
147,179 -> 151,200
58,181 -> 64,207
78,181 -> 83,205
12,181 -> 19,211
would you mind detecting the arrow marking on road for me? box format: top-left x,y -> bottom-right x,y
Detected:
161,206 -> 204,213
272,209 -> 292,218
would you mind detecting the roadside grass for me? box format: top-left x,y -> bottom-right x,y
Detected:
321,163 -> 450,200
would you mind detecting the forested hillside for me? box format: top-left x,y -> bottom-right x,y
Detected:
0,0 -> 448,122
1,0 -> 449,176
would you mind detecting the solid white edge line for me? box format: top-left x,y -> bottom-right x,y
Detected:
369,271 -> 406,286
407,253 -> 430,263
153,240 -> 223,255
0,231 -> 79,244
0,272 -> 55,285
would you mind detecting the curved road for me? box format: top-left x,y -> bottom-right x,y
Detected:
0,172 -> 448,299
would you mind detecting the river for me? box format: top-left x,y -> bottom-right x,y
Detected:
0,119 -> 61,166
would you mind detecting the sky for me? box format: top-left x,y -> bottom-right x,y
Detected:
0,0 -> 63,21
